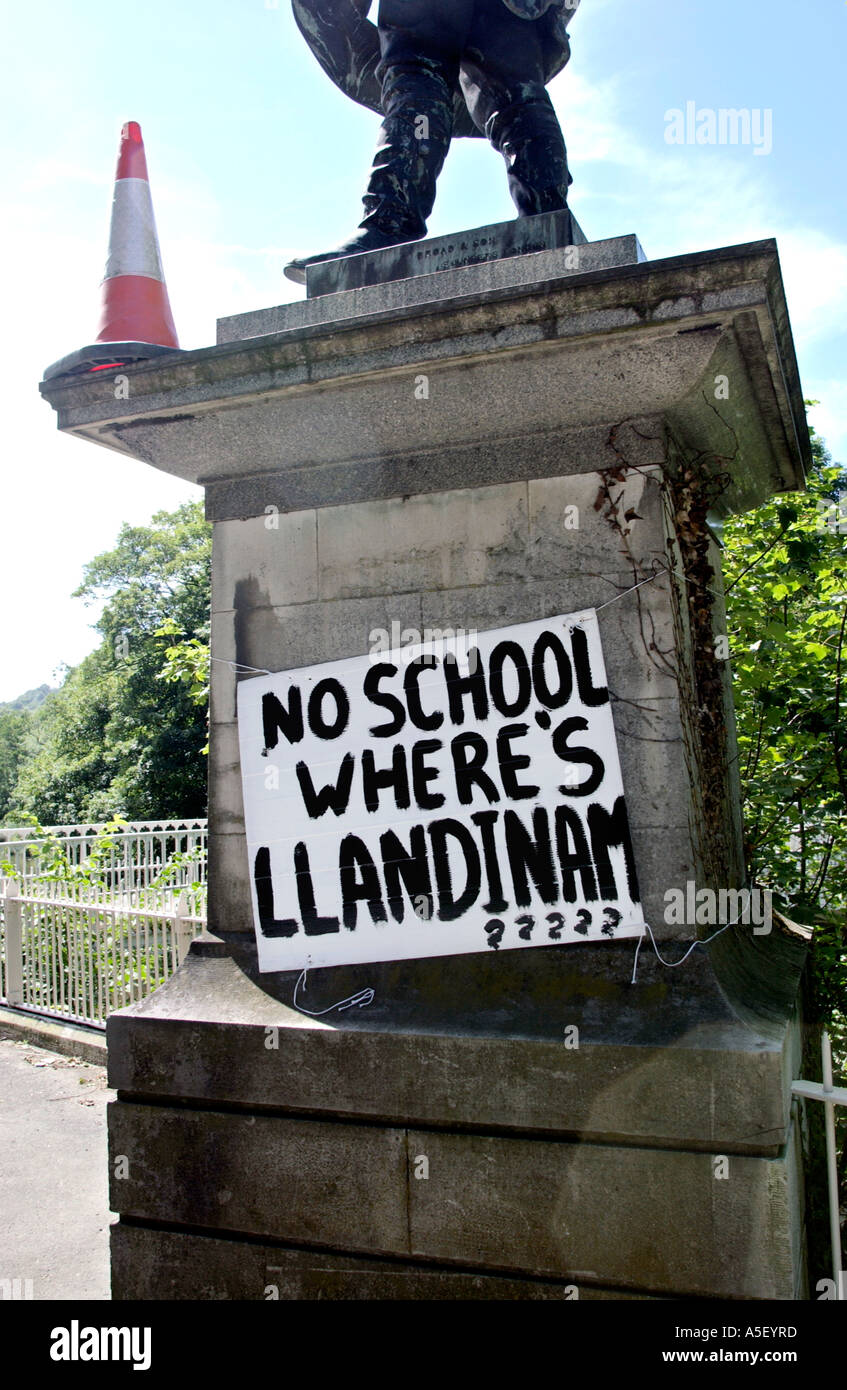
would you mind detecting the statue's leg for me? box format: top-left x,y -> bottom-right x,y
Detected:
285,0 -> 472,283
365,0 -> 473,241
460,0 -> 571,216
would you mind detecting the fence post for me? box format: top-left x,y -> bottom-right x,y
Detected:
175,891 -> 193,966
822,1031 -> 845,1299
3,879 -> 24,1005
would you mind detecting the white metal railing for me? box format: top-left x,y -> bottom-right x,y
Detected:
793,1032 -> 847,1301
0,819 -> 207,892
0,878 -> 206,1029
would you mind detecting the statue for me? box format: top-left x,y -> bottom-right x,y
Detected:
285,0 -> 581,283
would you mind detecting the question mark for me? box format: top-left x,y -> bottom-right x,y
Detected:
574,909 -> 592,936
546,912 -> 566,940
484,919 -> 506,950
516,914 -> 535,941
602,908 -> 622,937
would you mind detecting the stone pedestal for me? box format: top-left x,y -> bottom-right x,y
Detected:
41,221 -> 812,1299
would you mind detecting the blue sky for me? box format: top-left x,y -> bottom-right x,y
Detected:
2,0 -> 845,702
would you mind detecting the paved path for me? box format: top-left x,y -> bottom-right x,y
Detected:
0,1038 -> 111,1300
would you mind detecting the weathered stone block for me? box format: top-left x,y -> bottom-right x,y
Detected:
207,722 -> 244,835
317,482 -> 530,600
109,1104 -> 408,1254
206,831 -> 253,935
41,244 -> 808,517
405,1124 -> 803,1298
111,1225 -> 661,1300
528,467 -> 667,578
211,510 -> 318,614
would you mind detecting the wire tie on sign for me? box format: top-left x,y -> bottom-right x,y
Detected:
293,969 -> 375,1017
630,915 -> 747,984
209,657 -> 272,676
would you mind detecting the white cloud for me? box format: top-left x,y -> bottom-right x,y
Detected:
807,386 -> 847,468
551,69 -> 779,256
553,70 -> 643,167
775,234 -> 847,350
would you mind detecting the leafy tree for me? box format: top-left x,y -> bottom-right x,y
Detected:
0,687 -> 54,821
0,708 -> 31,818
722,409 -> 846,1251
156,617 -> 211,753
5,501 -> 211,823
722,415 -> 847,1027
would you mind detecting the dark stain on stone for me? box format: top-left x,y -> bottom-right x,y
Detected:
233,576 -> 274,682
114,413 -> 197,433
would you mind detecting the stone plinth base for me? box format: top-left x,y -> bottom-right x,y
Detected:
108,930 -> 809,1301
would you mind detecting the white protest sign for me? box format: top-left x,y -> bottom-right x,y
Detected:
237,611 -> 646,972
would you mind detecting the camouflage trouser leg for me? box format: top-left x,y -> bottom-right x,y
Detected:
366,8 -> 465,239
361,59 -> 455,238
479,84 -> 571,215
460,0 -> 571,214
368,0 -> 570,234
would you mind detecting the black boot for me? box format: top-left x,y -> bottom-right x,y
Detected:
282,211 -> 415,286
285,65 -> 454,285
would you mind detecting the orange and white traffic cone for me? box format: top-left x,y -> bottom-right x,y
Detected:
44,121 -> 182,380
